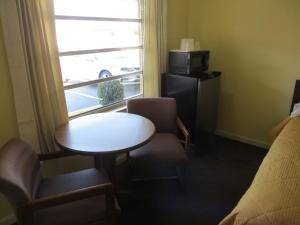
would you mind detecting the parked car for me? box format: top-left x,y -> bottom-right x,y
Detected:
60,51 -> 141,85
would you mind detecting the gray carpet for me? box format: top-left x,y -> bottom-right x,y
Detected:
118,136 -> 267,225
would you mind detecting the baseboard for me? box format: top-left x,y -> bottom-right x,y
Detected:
216,129 -> 270,149
0,214 -> 15,225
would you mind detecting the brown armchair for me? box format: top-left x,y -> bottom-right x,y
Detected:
0,138 -> 118,225
126,97 -> 190,185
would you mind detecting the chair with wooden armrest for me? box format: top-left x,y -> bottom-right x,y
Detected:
126,97 -> 190,186
0,138 -> 118,225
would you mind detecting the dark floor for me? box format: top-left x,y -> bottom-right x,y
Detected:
118,136 -> 267,225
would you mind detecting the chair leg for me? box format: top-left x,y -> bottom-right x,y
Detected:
176,163 -> 187,191
17,210 -> 35,225
107,215 -> 117,225
105,189 -> 118,225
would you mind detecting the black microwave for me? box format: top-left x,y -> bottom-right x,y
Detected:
168,50 -> 210,75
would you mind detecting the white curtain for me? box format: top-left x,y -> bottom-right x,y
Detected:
0,0 -> 68,153
143,0 -> 168,97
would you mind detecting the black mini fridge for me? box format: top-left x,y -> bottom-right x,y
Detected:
161,72 -> 221,147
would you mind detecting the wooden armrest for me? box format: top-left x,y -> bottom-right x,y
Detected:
176,117 -> 190,152
19,183 -> 114,212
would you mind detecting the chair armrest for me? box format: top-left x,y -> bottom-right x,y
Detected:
19,182 -> 114,212
176,117 -> 190,152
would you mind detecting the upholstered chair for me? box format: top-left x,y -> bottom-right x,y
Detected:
0,138 -> 118,225
126,97 -> 190,185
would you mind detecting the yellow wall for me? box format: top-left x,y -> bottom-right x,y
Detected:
187,0 -> 300,145
0,18 -> 18,220
167,0 -> 190,50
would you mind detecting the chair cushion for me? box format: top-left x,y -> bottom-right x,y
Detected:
129,133 -> 188,168
36,168 -> 109,225
37,168 -> 109,197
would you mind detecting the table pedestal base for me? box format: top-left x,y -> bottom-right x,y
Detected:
95,154 -> 117,182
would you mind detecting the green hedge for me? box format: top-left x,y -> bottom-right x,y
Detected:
97,80 -> 124,105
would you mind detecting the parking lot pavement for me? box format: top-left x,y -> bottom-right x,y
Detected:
65,90 -> 99,113
65,82 -> 141,113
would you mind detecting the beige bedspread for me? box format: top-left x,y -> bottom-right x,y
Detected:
219,117 -> 300,225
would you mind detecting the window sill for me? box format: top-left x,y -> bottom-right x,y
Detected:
69,102 -> 126,119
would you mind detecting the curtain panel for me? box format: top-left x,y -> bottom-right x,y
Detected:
143,0 -> 168,97
0,0 -> 68,153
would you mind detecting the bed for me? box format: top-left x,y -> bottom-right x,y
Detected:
218,80 -> 300,225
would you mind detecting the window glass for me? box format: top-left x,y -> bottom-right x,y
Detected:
54,0 -> 141,19
60,50 -> 141,85
54,0 -> 144,116
56,20 -> 141,52
65,75 -> 142,114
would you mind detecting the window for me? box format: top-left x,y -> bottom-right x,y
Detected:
53,0 -> 144,116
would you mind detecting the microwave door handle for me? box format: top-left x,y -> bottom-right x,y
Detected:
187,55 -> 191,66
186,55 -> 191,74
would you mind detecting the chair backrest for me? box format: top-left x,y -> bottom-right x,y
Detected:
127,97 -> 177,133
0,138 -> 41,210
